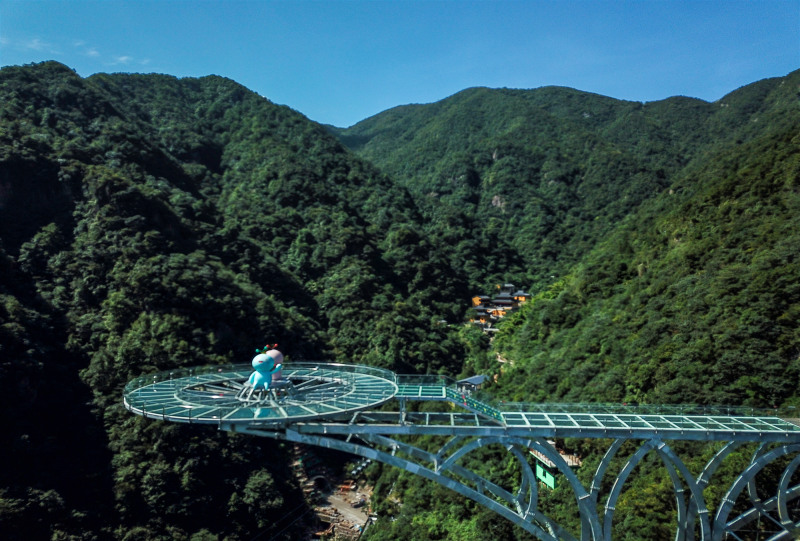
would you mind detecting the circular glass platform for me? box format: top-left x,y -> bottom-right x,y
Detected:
123,362 -> 398,426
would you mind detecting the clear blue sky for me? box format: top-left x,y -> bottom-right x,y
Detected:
2,0 -> 798,127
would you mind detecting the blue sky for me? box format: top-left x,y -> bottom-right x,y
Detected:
2,0 -> 798,127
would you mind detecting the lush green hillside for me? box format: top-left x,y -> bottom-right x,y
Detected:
476,79 -> 799,540
0,61 -> 468,540
334,74 -> 797,291
492,118 -> 800,407
2,61 -> 799,540
336,71 -> 800,540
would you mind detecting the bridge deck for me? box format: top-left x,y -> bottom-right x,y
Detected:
391,383 -> 800,442
123,365 -> 800,442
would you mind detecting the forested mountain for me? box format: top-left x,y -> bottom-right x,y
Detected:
332,71 -> 800,409
0,61 -> 468,540
1,61 -> 798,540
491,119 -> 800,407
333,74 -> 796,289
334,71 -> 800,540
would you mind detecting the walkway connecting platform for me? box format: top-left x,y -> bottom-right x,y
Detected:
124,365 -> 800,442
392,378 -> 800,443
124,362 -> 800,541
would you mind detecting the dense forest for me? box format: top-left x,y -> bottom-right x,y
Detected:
335,70 -> 800,408
1,61 -> 798,540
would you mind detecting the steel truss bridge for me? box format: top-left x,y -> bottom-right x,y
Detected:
124,363 -> 800,540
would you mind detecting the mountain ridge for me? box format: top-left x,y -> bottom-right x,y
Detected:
1,60 -> 799,540
332,69 -> 799,288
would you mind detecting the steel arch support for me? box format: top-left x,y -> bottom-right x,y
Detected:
388,435 -> 524,511
654,444 -> 690,541
524,437 -> 604,541
655,442 -> 712,541
345,432 -> 594,539
281,429 -> 565,541
506,443 -> 540,518
227,426 -> 800,540
436,434 -> 468,462
359,431 -> 522,511
699,442 -> 745,488
436,436 -> 539,516
434,437 -> 535,518
712,444 -> 800,541
439,436 -> 505,473
436,436 -> 583,539
777,454 -> 800,529
746,443 -> 769,514
585,439 -> 626,541
356,433 -> 546,523
590,439 -> 626,504
601,440 -> 712,541
685,441 -> 744,541
603,439 -> 658,540
725,485 -> 800,539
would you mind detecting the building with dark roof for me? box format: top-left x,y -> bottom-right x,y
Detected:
457,374 -> 489,393
469,283 -> 531,332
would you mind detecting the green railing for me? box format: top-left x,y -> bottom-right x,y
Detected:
125,364 -> 798,427
445,387 -> 504,421
389,376 -> 796,422
124,362 -> 398,396
494,401 -> 790,418
396,374 -> 455,386
123,362 -> 399,424
123,362 -> 248,395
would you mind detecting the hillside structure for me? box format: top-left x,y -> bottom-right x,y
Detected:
470,283 -> 531,331
126,363 -> 800,541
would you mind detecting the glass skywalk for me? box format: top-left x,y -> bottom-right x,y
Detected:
124,363 -> 398,425
124,363 -> 800,443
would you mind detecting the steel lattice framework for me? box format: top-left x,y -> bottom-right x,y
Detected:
124,363 -> 800,540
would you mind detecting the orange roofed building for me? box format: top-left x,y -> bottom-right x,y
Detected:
469,283 -> 531,332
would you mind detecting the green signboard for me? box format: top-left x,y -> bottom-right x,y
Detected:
535,463 -> 556,489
